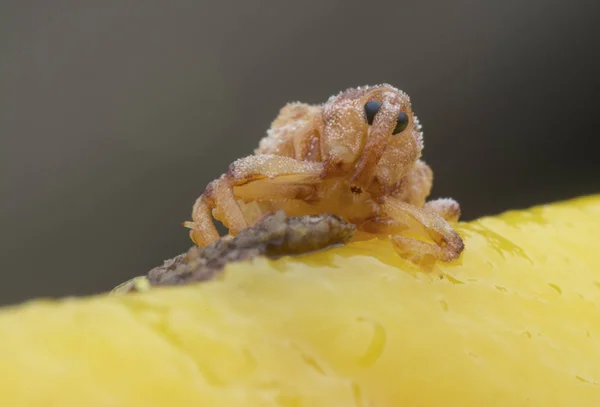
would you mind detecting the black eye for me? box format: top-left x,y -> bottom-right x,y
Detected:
364,100 -> 382,125
392,112 -> 409,135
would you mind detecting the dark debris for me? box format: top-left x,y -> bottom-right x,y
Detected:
118,211 -> 355,291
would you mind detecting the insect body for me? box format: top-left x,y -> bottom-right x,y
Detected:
184,84 -> 464,264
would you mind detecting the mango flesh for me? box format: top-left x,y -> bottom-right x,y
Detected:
0,196 -> 599,406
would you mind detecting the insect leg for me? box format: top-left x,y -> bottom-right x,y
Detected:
380,197 -> 464,264
186,155 -> 325,247
186,195 -> 219,246
184,175 -> 248,247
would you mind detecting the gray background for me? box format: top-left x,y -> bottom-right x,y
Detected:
1,0 -> 599,305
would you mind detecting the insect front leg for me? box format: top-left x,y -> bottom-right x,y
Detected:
380,197 -> 464,264
186,154 -> 325,247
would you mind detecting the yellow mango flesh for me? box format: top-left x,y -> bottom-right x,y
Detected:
1,195 -> 600,406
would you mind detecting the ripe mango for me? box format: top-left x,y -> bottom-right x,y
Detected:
0,196 -> 599,406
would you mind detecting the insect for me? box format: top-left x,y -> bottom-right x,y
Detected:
184,84 -> 464,264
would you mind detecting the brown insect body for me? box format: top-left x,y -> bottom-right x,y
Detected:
185,84 -> 464,264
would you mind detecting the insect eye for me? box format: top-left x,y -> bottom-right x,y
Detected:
364,100 -> 382,125
392,112 -> 409,135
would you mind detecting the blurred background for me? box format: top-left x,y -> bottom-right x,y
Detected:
1,0 -> 598,305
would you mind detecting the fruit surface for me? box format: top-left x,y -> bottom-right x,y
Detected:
0,195 -> 599,406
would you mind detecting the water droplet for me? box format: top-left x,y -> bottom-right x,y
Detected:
293,345 -> 326,374
576,376 -> 600,386
443,274 -> 464,285
356,316 -> 386,367
548,283 -> 562,295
